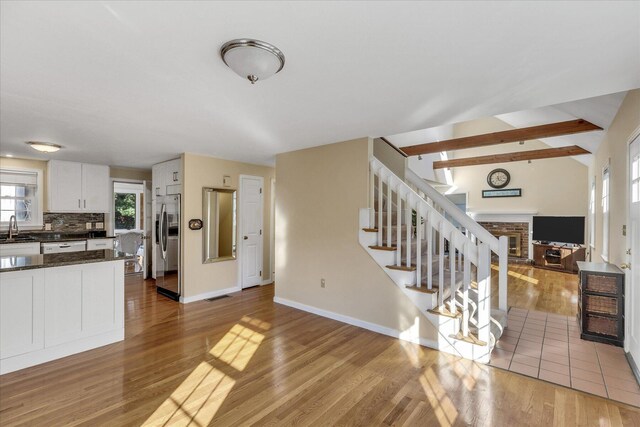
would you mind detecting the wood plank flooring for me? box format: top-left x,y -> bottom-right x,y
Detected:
1,275 -> 638,426
492,263 -> 579,317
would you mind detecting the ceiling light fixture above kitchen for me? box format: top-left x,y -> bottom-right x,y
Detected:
26,141 -> 62,153
220,39 -> 285,84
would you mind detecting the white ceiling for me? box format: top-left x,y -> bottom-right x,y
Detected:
1,1 -> 639,168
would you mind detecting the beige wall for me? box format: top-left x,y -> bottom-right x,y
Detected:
110,166 -> 152,182
275,137 -> 439,342
181,153 -> 274,299
373,138 -> 406,179
450,117 -> 588,216
589,89 -> 640,264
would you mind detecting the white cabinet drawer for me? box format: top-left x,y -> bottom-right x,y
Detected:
87,238 -> 114,250
0,242 -> 41,256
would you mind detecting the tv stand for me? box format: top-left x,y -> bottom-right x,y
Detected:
533,242 -> 585,273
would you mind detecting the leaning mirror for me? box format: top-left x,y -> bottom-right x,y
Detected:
202,188 -> 237,263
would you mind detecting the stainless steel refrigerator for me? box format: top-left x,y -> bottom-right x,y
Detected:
156,194 -> 181,300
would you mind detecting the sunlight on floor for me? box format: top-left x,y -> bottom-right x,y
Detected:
142,362 -> 235,427
142,317 -> 267,426
491,265 -> 539,285
419,367 -> 459,426
210,324 -> 265,372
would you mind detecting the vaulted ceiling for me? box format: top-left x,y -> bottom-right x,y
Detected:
1,2 -> 639,168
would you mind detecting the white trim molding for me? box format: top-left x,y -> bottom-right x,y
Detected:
273,296 -> 439,349
179,286 -> 240,304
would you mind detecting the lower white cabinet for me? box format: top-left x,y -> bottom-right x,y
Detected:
0,260 -> 124,374
0,269 -> 45,359
87,238 -> 114,250
0,242 -> 41,256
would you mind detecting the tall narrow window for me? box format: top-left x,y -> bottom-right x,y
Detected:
0,168 -> 42,227
589,180 -> 596,248
601,166 -> 610,261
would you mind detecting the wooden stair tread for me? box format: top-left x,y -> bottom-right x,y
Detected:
362,228 -> 378,232
405,285 -> 437,294
369,245 -> 397,251
385,264 -> 416,272
427,308 -> 461,319
449,331 -> 487,346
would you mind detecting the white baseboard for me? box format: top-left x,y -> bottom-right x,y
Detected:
261,279 -> 274,286
180,286 -> 240,304
273,296 -> 438,349
1,329 -> 124,375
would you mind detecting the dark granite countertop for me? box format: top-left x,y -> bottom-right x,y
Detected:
0,249 -> 134,273
0,231 -> 116,245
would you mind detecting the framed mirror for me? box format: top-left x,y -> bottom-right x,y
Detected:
202,187 -> 237,263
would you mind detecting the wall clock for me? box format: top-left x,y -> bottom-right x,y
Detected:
487,168 -> 510,189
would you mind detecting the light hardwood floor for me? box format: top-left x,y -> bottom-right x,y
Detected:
1,274 -> 638,426
493,263 -> 579,317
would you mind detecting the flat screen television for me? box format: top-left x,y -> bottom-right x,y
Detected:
532,216 -> 585,245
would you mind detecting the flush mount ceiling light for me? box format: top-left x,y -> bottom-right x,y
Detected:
26,141 -> 62,153
220,39 -> 285,84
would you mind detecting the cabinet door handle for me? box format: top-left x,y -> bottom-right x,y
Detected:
173,172 -> 178,182
78,199 -> 81,208
84,200 -> 86,208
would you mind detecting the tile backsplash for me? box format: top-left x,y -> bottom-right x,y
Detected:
43,212 -> 105,232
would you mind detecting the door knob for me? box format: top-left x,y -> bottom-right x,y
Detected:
620,263 -> 630,270
244,236 -> 248,240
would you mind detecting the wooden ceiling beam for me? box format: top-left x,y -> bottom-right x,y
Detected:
433,145 -> 591,169
401,119 -> 602,156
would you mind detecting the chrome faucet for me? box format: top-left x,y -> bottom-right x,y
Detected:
8,215 -> 18,239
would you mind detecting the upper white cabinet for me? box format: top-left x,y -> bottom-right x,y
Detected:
48,160 -> 110,212
152,159 -> 181,197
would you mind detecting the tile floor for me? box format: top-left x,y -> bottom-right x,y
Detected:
489,307 -> 640,407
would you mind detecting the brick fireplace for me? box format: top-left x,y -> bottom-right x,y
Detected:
478,221 -> 530,259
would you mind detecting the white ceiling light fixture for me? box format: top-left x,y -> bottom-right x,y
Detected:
26,141 -> 62,153
220,39 -> 285,84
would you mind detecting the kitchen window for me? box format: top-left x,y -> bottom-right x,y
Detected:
0,168 -> 43,228
114,182 -> 144,232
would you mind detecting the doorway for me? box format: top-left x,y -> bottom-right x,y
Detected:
627,134 -> 639,365
239,175 -> 263,289
112,181 -> 147,276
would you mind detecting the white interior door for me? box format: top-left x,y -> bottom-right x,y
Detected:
627,135 -> 640,361
240,175 -> 263,289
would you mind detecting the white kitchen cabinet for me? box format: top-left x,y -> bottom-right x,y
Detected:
0,242 -> 41,256
87,238 -> 114,250
152,158 -> 181,197
44,262 -> 121,347
82,163 -> 110,212
0,269 -> 45,359
0,260 -> 124,374
48,160 -> 110,212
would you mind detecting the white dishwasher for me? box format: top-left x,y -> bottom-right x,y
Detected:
41,241 -> 87,254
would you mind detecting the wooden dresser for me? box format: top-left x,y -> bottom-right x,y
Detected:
577,262 -> 625,347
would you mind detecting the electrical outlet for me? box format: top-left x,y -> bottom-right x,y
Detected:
96,222 -> 104,229
86,222 -> 92,230
44,223 -> 52,231
320,278 -> 326,288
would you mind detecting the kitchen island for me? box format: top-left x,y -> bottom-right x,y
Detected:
0,250 -> 131,374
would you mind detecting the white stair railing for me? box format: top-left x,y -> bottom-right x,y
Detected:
404,168 -> 509,312
369,157 -> 491,343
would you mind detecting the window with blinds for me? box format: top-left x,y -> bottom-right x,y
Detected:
0,169 -> 41,225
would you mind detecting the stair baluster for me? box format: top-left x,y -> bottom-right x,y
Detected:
449,230 -> 456,315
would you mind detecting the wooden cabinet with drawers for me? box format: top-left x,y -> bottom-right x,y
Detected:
577,262 -> 625,347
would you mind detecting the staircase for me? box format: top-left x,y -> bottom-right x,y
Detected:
359,157 -> 509,363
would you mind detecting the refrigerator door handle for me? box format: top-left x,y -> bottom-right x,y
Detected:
162,207 -> 169,258
159,203 -> 167,260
